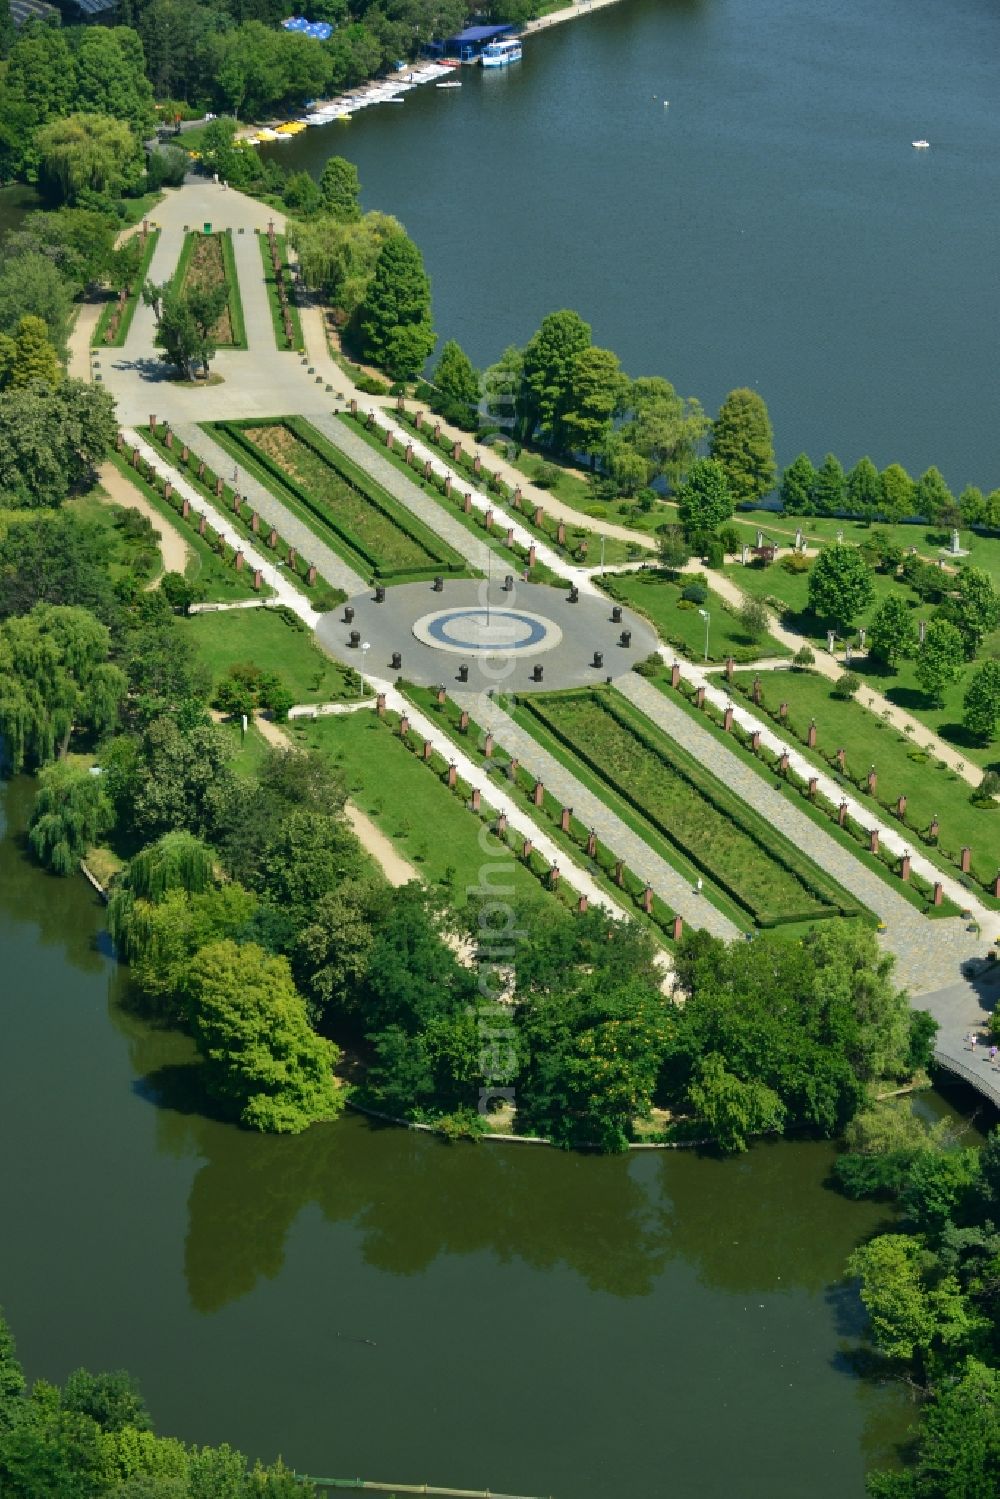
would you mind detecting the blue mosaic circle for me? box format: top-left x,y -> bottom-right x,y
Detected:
412,606 -> 562,656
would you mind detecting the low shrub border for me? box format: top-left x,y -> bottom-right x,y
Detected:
143,421 -> 346,611
341,410 -> 564,586
401,684 -> 685,944
645,665 -> 962,921
521,688 -> 858,928
212,417 -> 465,583
725,671 -> 1000,904
92,227 -> 161,348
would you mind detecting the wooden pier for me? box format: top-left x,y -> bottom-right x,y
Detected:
293,1477 -> 551,1498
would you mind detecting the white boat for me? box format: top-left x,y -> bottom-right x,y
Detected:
437,80 -> 462,89
481,37 -> 522,68
912,139 -> 930,149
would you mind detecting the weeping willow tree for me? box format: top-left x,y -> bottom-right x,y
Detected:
27,760 -> 113,876
108,830 -> 216,962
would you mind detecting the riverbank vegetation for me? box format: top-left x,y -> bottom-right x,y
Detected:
0,1307 -> 314,1496
832,1104 -> 1000,1495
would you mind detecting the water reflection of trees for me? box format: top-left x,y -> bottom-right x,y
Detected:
0,778 -> 106,974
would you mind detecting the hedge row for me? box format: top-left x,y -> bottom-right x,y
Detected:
92,228 -> 161,349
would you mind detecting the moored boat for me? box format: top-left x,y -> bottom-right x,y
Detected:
481,37 -> 522,68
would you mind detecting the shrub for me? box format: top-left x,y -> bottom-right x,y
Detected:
356,374 -> 389,395
739,594 -> 770,642
832,671 -> 861,700
794,646 -> 815,666
586,504 -> 608,519
682,582 -> 708,605
780,551 -> 812,573
970,769 -> 1000,808
705,541 -> 725,568
533,463 -> 561,489
633,653 -> 660,678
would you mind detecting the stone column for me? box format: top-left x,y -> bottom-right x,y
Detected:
672,915 -> 684,941
643,885 -> 653,914
869,829 -> 879,854
307,565 -> 317,585
560,806 -> 571,832
806,721 -> 817,748
896,794 -> 907,818
399,715 -> 410,738
578,895 -> 588,914
376,693 -> 386,716
836,747 -> 846,771
533,780 -> 544,807
423,739 -> 433,760
867,766 -> 878,796
724,656 -> 734,681
533,505 -> 544,526
808,776 -> 818,798
252,569 -> 262,592
471,787 -> 481,812
695,686 -> 706,709
933,881 -> 943,906
234,550 -> 244,571
447,762 -> 457,788
587,829 -> 597,858
900,853 -> 911,881
960,846 -> 971,873
723,706 -> 734,731
522,838 -> 533,859
750,729 -> 761,752
671,661 -> 681,688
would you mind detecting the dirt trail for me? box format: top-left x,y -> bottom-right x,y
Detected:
97,462 -> 192,578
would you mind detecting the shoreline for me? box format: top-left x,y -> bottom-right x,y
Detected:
525,0 -> 632,34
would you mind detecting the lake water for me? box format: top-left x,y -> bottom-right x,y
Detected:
0,773 -> 923,1496
267,0 -> 1000,493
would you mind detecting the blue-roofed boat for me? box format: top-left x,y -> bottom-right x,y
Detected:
481,36 -> 522,68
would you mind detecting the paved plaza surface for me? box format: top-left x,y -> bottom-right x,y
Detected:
315,578 -> 658,694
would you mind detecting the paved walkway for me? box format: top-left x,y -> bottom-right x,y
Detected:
918,968 -> 1000,1104
171,422 -> 366,597
452,691 -> 740,941
620,671 -> 990,992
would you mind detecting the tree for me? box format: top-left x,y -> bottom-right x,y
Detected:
4,208 -> 118,296
709,387 -> 776,505
27,759 -> 114,876
152,285 -> 214,381
61,1368 -> 151,1434
483,344 -> 530,441
0,513 -> 116,621
866,1358 -> 1000,1499
519,308 -> 592,450
656,525 -> 690,572
0,251 -> 75,358
780,453 -> 816,514
738,593 -> 769,642
958,485 -> 987,527
0,316 -> 61,390
868,593 -> 918,666
962,659 -> 1000,742
812,452 -> 846,515
880,462 -> 915,522
676,457 -> 734,539
289,210 -> 401,316
0,604 -> 125,773
433,339 -> 480,414
0,1310 -> 26,1434
184,940 -> 343,1134
619,376 -> 708,488
687,1054 -> 785,1153
0,381 -> 118,508
294,877 -> 387,1025
318,155 -> 361,220
914,466 -> 955,525
602,432 -> 650,497
846,1234 -> 971,1374
915,618 -> 965,706
938,567 -> 1000,659
558,345 -> 626,462
804,922 -> 911,1082
358,231 -> 435,379
282,171 -> 321,216
845,456 -> 882,521
806,544 -> 875,629
36,113 -> 143,207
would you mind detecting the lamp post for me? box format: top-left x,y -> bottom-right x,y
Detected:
698,607 -> 711,662
360,641 -> 370,695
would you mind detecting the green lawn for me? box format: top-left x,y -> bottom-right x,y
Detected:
179,608 -> 359,704
603,569 -> 789,663
68,487 -> 163,588
217,716 -> 273,776
293,710 -> 556,909
523,688 -> 860,928
731,668 -> 1000,890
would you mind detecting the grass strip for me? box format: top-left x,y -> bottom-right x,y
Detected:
729,668 -> 1000,904
146,422 -> 345,611
392,407 -> 645,567
599,567 -> 790,664
257,230 -> 303,351
92,228 -> 161,348
642,665 -> 962,921
171,230 -> 247,349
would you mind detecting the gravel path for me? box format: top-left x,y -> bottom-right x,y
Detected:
171,423 -> 366,597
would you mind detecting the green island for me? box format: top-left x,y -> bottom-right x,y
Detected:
0,1 -> 999,1495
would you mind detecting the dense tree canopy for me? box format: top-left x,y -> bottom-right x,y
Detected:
806,543 -> 875,629
709,387 -> 776,504
357,230 -> 435,377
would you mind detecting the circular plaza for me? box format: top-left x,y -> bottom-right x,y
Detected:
314,577 -> 659,692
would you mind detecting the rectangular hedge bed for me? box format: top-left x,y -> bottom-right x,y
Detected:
92,228 -> 161,348
172,229 -> 246,349
212,417 -> 467,583
522,688 -> 860,928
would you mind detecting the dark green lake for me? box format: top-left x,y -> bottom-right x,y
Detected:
0,774 -> 924,1496
267,0 -> 1000,491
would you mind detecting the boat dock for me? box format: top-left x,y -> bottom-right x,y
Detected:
292,1478 -> 551,1497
